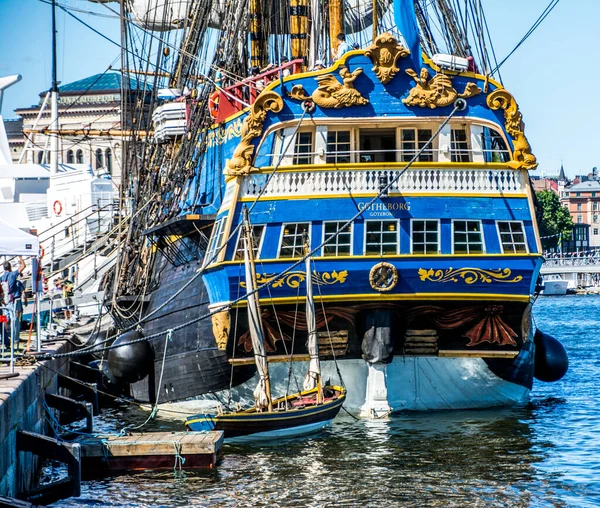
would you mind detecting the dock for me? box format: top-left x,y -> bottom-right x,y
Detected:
76,431 -> 223,476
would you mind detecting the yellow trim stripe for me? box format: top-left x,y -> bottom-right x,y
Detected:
240,192 -> 528,202
222,293 -> 532,308
254,161 -> 514,173
208,252 -> 542,268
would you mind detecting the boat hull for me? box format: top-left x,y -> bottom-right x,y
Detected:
219,346 -> 534,416
186,388 -> 346,438
111,259 -> 254,403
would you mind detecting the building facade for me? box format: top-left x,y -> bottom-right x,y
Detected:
560,180 -> 600,247
9,71 -> 151,187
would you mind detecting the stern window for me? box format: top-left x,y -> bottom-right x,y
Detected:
482,128 -> 510,163
360,129 -> 396,163
365,220 -> 399,255
453,220 -> 484,254
279,223 -> 310,258
412,220 -> 439,254
233,225 -> 265,260
497,221 -> 528,253
326,130 -> 351,163
401,128 -> 434,162
451,129 -> 470,162
323,221 -> 352,256
205,218 -> 225,266
293,132 -> 313,165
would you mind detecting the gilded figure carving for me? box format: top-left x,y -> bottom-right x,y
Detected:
211,311 -> 230,350
486,88 -> 538,170
240,270 -> 348,289
418,267 -> 523,284
403,68 -> 481,108
365,33 -> 410,84
288,67 -> 369,108
225,91 -> 283,179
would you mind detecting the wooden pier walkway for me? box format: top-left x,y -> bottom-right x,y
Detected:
76,431 -> 223,476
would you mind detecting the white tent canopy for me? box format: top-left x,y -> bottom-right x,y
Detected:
0,220 -> 39,256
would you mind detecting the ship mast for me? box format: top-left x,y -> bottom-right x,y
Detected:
290,0 -> 309,63
249,0 -> 268,69
372,0 -> 378,40
329,0 -> 344,58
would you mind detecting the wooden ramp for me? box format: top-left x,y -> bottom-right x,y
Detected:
76,431 -> 223,477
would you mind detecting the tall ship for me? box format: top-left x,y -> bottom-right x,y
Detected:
95,0 -> 567,412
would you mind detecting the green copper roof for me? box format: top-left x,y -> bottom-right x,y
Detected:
58,71 -> 152,94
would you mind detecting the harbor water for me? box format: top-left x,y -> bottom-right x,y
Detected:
51,295 -> 600,507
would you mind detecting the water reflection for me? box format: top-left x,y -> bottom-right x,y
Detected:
50,296 -> 600,506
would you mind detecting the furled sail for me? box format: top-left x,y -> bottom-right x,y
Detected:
303,243 -> 321,392
243,215 -> 271,410
88,0 -> 195,32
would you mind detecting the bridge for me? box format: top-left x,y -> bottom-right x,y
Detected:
541,256 -> 600,274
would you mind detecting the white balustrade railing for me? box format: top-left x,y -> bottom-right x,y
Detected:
240,168 -> 526,198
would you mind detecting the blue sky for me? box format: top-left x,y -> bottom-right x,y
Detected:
0,0 -> 598,177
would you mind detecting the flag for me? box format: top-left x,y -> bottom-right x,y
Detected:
394,0 -> 422,69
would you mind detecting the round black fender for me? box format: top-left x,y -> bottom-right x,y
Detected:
534,329 -> 568,382
107,330 -> 154,384
85,328 -> 116,359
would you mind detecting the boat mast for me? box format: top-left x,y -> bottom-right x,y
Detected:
303,235 -> 322,403
50,0 -> 59,174
290,0 -> 309,63
242,208 -> 273,412
329,0 -> 344,58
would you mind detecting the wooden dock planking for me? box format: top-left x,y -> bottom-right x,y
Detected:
76,431 -> 223,476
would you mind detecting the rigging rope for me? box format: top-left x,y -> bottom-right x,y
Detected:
38,102 -> 462,361
490,0 -> 561,75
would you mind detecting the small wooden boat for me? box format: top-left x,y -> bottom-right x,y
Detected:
185,211 -> 346,441
185,385 -> 346,439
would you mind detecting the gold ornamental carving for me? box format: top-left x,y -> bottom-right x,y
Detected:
240,270 -> 348,289
289,67 -> 369,108
403,68 -> 482,109
365,33 -> 410,84
369,262 -> 399,292
224,91 -> 283,179
206,118 -> 243,148
486,89 -> 538,170
418,267 -> 523,284
211,311 -> 230,350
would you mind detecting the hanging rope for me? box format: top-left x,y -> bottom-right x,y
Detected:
490,0 -> 561,75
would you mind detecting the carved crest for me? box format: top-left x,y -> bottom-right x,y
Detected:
211,311 -> 230,350
225,91 -> 283,179
403,68 -> 481,109
369,262 -> 398,292
486,89 -> 538,170
289,66 -> 369,109
365,33 -> 410,84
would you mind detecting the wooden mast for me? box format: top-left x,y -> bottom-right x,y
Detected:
249,0 -> 267,69
329,0 -> 344,59
290,0 -> 308,64
372,0 -> 378,41
243,208 -> 273,412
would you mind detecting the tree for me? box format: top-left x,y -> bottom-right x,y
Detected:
536,190 -> 573,250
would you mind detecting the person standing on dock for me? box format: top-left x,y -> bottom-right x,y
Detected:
1,257 -> 26,349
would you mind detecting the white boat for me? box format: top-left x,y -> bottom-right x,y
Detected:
541,275 -> 569,296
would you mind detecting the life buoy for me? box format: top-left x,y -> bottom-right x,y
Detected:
53,200 -> 63,216
209,92 -> 219,119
